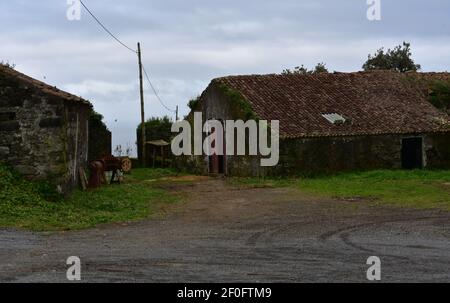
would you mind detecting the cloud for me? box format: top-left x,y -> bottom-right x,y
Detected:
212,21 -> 265,36
63,80 -> 137,97
1,0 -> 450,156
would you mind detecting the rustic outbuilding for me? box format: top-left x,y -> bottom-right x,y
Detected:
181,71 -> 450,176
0,65 -> 103,193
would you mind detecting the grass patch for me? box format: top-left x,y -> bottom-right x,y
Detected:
300,170 -> 450,210
227,177 -> 296,188
0,165 -> 181,231
230,170 -> 450,211
129,167 -> 183,181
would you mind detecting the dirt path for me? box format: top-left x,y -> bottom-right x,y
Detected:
0,178 -> 449,282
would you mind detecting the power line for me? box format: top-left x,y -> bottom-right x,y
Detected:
79,0 -> 137,53
79,0 -> 175,114
142,65 -> 176,113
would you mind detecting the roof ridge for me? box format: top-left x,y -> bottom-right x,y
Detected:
0,64 -> 92,107
204,69 -> 450,138
212,70 -> 450,83
212,70 -> 410,82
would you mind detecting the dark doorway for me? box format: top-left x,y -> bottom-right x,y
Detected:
401,137 -> 423,169
218,155 -> 225,174
208,152 -> 225,174
208,123 -> 226,175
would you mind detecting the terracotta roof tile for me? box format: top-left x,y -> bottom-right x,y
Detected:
0,65 -> 92,107
214,71 -> 450,138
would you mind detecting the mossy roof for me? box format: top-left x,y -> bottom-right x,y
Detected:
213,71 -> 450,138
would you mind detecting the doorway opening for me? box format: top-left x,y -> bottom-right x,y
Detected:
207,122 -> 226,175
401,137 -> 423,169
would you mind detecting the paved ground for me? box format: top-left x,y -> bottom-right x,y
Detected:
0,178 -> 449,282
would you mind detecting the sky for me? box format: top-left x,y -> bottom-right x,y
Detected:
1,0 -> 450,156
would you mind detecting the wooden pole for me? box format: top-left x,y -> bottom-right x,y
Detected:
137,42 -> 146,167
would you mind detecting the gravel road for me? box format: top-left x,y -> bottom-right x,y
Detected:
0,178 -> 449,282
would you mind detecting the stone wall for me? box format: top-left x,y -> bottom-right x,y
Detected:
425,132 -> 450,169
225,133 -> 450,177
0,75 -> 91,194
178,81 -> 450,176
174,83 -> 240,175
266,135 -> 403,176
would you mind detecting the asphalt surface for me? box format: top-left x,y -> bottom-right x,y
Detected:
0,179 -> 449,282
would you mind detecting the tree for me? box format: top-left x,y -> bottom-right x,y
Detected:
89,111 -> 112,161
136,116 -> 173,164
137,116 -> 173,142
282,63 -> 329,75
362,42 -> 421,72
188,96 -> 201,110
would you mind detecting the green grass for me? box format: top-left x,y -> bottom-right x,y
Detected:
129,167 -> 184,181
299,170 -> 450,210
227,176 -> 296,188
230,170 -> 450,211
0,166 -> 181,231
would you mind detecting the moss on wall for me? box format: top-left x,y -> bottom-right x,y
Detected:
216,83 -> 260,121
425,133 -> 450,169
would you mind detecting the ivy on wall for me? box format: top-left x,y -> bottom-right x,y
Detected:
216,83 -> 260,121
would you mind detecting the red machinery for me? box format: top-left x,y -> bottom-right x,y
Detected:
88,156 -> 131,189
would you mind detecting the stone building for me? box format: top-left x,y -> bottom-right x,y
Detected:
0,65 -> 95,193
180,71 -> 450,176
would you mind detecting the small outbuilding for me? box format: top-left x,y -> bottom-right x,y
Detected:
0,65 -> 99,193
146,139 -> 171,168
182,71 -> 450,176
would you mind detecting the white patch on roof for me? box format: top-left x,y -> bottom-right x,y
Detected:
322,113 -> 346,125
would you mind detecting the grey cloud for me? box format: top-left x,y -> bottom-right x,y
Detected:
1,0 -> 449,155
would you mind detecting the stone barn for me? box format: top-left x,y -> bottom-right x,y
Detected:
0,65 -> 95,193
182,71 -> 450,176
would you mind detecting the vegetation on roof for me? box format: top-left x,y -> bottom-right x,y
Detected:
428,80 -> 450,112
403,74 -> 450,113
217,82 -> 259,121
282,62 -> 329,75
0,60 -> 16,69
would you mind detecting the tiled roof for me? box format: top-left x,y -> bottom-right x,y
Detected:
214,71 -> 450,138
0,65 -> 92,107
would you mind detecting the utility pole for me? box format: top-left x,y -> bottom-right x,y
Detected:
176,105 -> 179,121
137,42 -> 146,167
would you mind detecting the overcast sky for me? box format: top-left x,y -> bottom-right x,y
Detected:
1,0 -> 449,155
